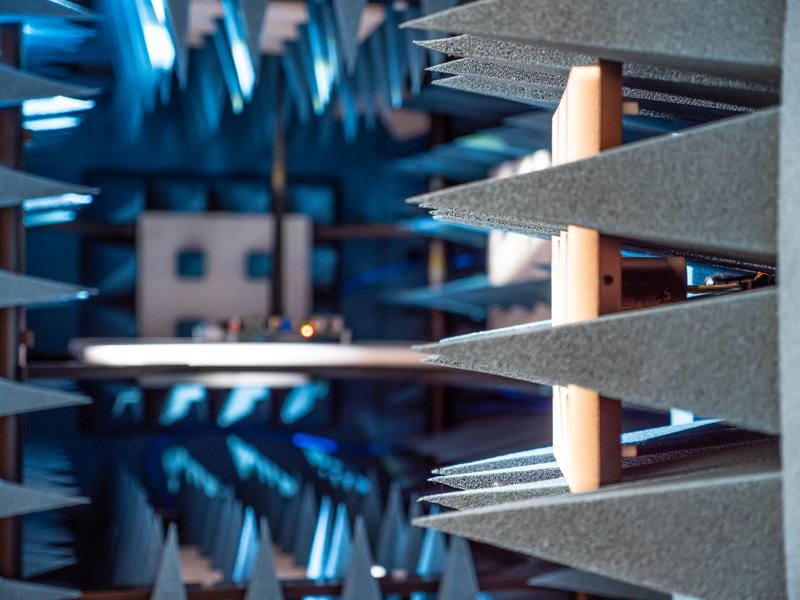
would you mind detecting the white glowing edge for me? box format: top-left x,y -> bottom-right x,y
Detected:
71,340 -> 434,368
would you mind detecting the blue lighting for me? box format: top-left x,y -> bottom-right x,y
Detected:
24,116 -> 81,131
226,435 -> 299,497
142,0 -> 175,70
302,447 -> 371,494
217,387 -> 270,427
24,193 -> 93,212
306,496 -> 333,580
220,0 -> 256,109
161,446 -> 222,496
112,388 -> 143,419
323,504 -> 351,579
23,210 -> 77,228
160,384 -> 206,426
232,506 -> 259,583
292,433 -> 339,454
280,382 -> 329,424
22,96 -> 96,117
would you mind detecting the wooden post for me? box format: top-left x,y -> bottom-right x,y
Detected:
0,22 -> 23,578
551,61 -> 623,493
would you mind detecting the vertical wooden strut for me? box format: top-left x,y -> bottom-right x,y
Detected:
551,61 -> 623,493
0,23 -> 23,577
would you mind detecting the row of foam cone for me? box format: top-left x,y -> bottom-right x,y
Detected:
402,0 -> 793,598
0,2 -> 99,598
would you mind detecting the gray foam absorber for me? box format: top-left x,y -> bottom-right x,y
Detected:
779,0 -> 800,595
416,526 -> 448,577
529,568 -> 668,600
0,378 -> 90,417
431,420 -> 724,477
401,0 -> 784,83
419,288 -> 779,434
0,270 -> 92,309
402,493 -> 424,574
429,58 -> 753,117
375,482 -> 408,570
150,523 -> 187,600
422,479 -> 570,511
244,517 -> 284,600
323,503 -> 352,580
240,0 -> 268,73
341,516 -> 381,600
0,0 -> 96,20
432,74 -> 560,108
437,536 -> 480,600
0,165 -> 98,210
332,0 -> 368,73
292,482 -> 318,566
415,467 -> 785,599
0,577 -> 81,600
167,0 -> 191,87
410,109 -> 778,264
417,35 -> 779,107
0,479 -> 88,519
0,64 -> 97,107
430,461 -> 563,491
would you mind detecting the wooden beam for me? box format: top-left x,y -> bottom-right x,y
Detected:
551,61 -> 623,493
0,22 -> 24,579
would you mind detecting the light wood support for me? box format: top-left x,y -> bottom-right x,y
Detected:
551,61 -> 623,493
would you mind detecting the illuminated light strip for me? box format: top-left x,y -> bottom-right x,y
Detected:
23,210 -> 77,227
24,116 -> 81,131
24,193 -> 93,211
22,96 -> 95,117
72,340 -> 435,369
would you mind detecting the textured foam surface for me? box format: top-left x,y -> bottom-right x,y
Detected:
422,478 -> 570,510
437,536 -> 480,599
0,479 -> 88,519
432,421 -> 726,477
151,523 -> 187,600
418,35 -> 779,107
415,468 -> 785,599
0,378 -> 90,417
780,0 -> 800,596
420,289 -> 778,433
244,518 -> 284,600
433,445 -> 555,477
333,0 -> 368,72
0,577 -> 80,600
411,109 -> 778,263
0,64 -> 97,107
529,569 -> 668,600
0,270 -> 92,309
431,461 -> 562,490
432,73 -> 561,107
429,58 -> 751,117
402,0 -> 784,83
426,439 -> 778,512
433,73 -> 680,119
623,439 -> 779,480
0,166 -> 98,209
0,0 -> 95,20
